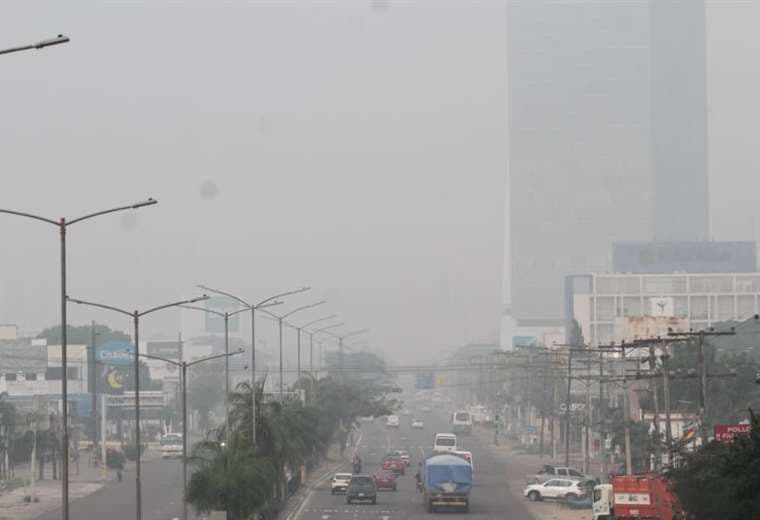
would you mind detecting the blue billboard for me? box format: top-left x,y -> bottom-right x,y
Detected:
96,340 -> 134,367
415,372 -> 435,390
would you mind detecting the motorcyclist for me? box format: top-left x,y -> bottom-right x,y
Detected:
415,462 -> 422,491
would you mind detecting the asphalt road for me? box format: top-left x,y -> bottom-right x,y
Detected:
36,457 -> 187,520
293,409 -> 535,520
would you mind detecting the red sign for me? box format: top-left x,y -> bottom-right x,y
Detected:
714,423 -> 751,443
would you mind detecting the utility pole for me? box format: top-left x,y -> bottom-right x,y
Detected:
622,343 -> 632,475
564,349 -> 573,467
648,342 -> 662,470
584,360 -> 591,474
599,349 -> 608,481
661,348 -> 674,467
550,351 -> 557,460
668,328 -> 736,445
539,352 -> 549,458
90,321 -> 98,452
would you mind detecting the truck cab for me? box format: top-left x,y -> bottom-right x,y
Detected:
592,484 -> 613,520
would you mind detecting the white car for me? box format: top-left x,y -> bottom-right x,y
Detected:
386,415 -> 400,428
331,472 -> 353,494
401,409 -> 413,416
523,478 -> 586,502
411,418 -> 424,429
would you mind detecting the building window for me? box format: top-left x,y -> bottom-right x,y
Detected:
67,367 -> 79,380
737,295 -> 755,320
674,297 -> 689,318
596,276 -> 640,295
736,275 -> 760,293
46,367 -> 62,380
717,296 -> 734,321
596,297 -> 615,321
622,296 -> 642,317
689,276 -> 733,294
643,276 -> 687,294
691,296 -> 708,320
25,373 -> 37,381
5,373 -> 16,382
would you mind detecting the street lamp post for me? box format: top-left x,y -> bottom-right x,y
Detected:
264,302 -> 327,398
179,305 -> 250,450
296,315 -> 337,376
0,198 -> 157,520
137,350 -> 243,520
196,286 -> 310,446
310,323 -> 345,376
318,328 -> 369,383
0,34 -> 70,56
67,294 -> 208,520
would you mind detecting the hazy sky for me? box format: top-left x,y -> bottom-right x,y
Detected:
1,1 -> 507,364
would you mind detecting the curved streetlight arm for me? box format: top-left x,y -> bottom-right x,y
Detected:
68,198 -> 157,226
0,208 -> 57,226
140,295 -> 209,317
256,287 -> 310,307
136,351 -> 180,367
187,349 -> 244,367
67,296 -> 132,318
197,285 -> 251,309
228,307 -> 250,318
299,314 -> 338,330
179,304 -> 224,318
0,34 -> 70,56
282,300 -> 327,320
312,323 -> 345,337
341,328 -> 370,340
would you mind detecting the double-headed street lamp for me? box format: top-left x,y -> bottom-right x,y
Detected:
310,322 -> 345,377
137,349 -> 243,520
318,328 -> 370,382
196,285 -> 310,445
0,34 -> 70,56
264,302 -> 327,397
295,315 -> 337,378
0,198 -> 157,520
67,294 -> 208,520
179,302 -> 281,450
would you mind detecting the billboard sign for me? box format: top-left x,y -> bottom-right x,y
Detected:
714,423 -> 751,443
415,372 -> 435,390
97,340 -> 134,367
147,341 -> 180,360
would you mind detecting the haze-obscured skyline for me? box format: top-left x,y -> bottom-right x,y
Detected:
1,1 -> 507,363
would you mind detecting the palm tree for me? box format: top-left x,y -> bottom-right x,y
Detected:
187,441 -> 275,520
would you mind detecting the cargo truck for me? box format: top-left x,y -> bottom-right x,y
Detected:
592,474 -> 685,520
422,453 -> 473,513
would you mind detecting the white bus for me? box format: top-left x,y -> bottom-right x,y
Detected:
452,410 -> 473,434
433,433 -> 458,453
160,433 -> 184,459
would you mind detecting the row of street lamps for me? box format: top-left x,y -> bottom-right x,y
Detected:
3,36 -> 370,520
0,197 -> 369,520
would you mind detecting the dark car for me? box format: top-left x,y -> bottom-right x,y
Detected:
382,455 -> 406,475
373,470 -> 397,491
346,475 -> 377,504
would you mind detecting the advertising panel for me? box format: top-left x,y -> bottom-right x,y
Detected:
714,423 -> 751,443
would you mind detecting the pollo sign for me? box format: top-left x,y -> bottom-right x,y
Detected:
714,423 -> 751,443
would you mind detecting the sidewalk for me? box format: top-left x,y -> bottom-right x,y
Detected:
0,447 -> 162,520
473,428 -> 591,520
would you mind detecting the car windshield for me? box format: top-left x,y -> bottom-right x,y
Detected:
455,413 -> 470,421
350,477 -> 374,488
436,438 -> 456,446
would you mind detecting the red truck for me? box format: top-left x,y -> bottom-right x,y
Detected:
592,474 -> 685,520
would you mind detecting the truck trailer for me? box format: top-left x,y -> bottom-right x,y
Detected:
422,453 -> 473,513
592,474 -> 685,520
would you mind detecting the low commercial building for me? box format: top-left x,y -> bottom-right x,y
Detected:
567,272 -> 760,347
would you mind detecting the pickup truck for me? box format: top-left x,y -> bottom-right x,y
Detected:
422,453 -> 473,513
526,465 -> 596,485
